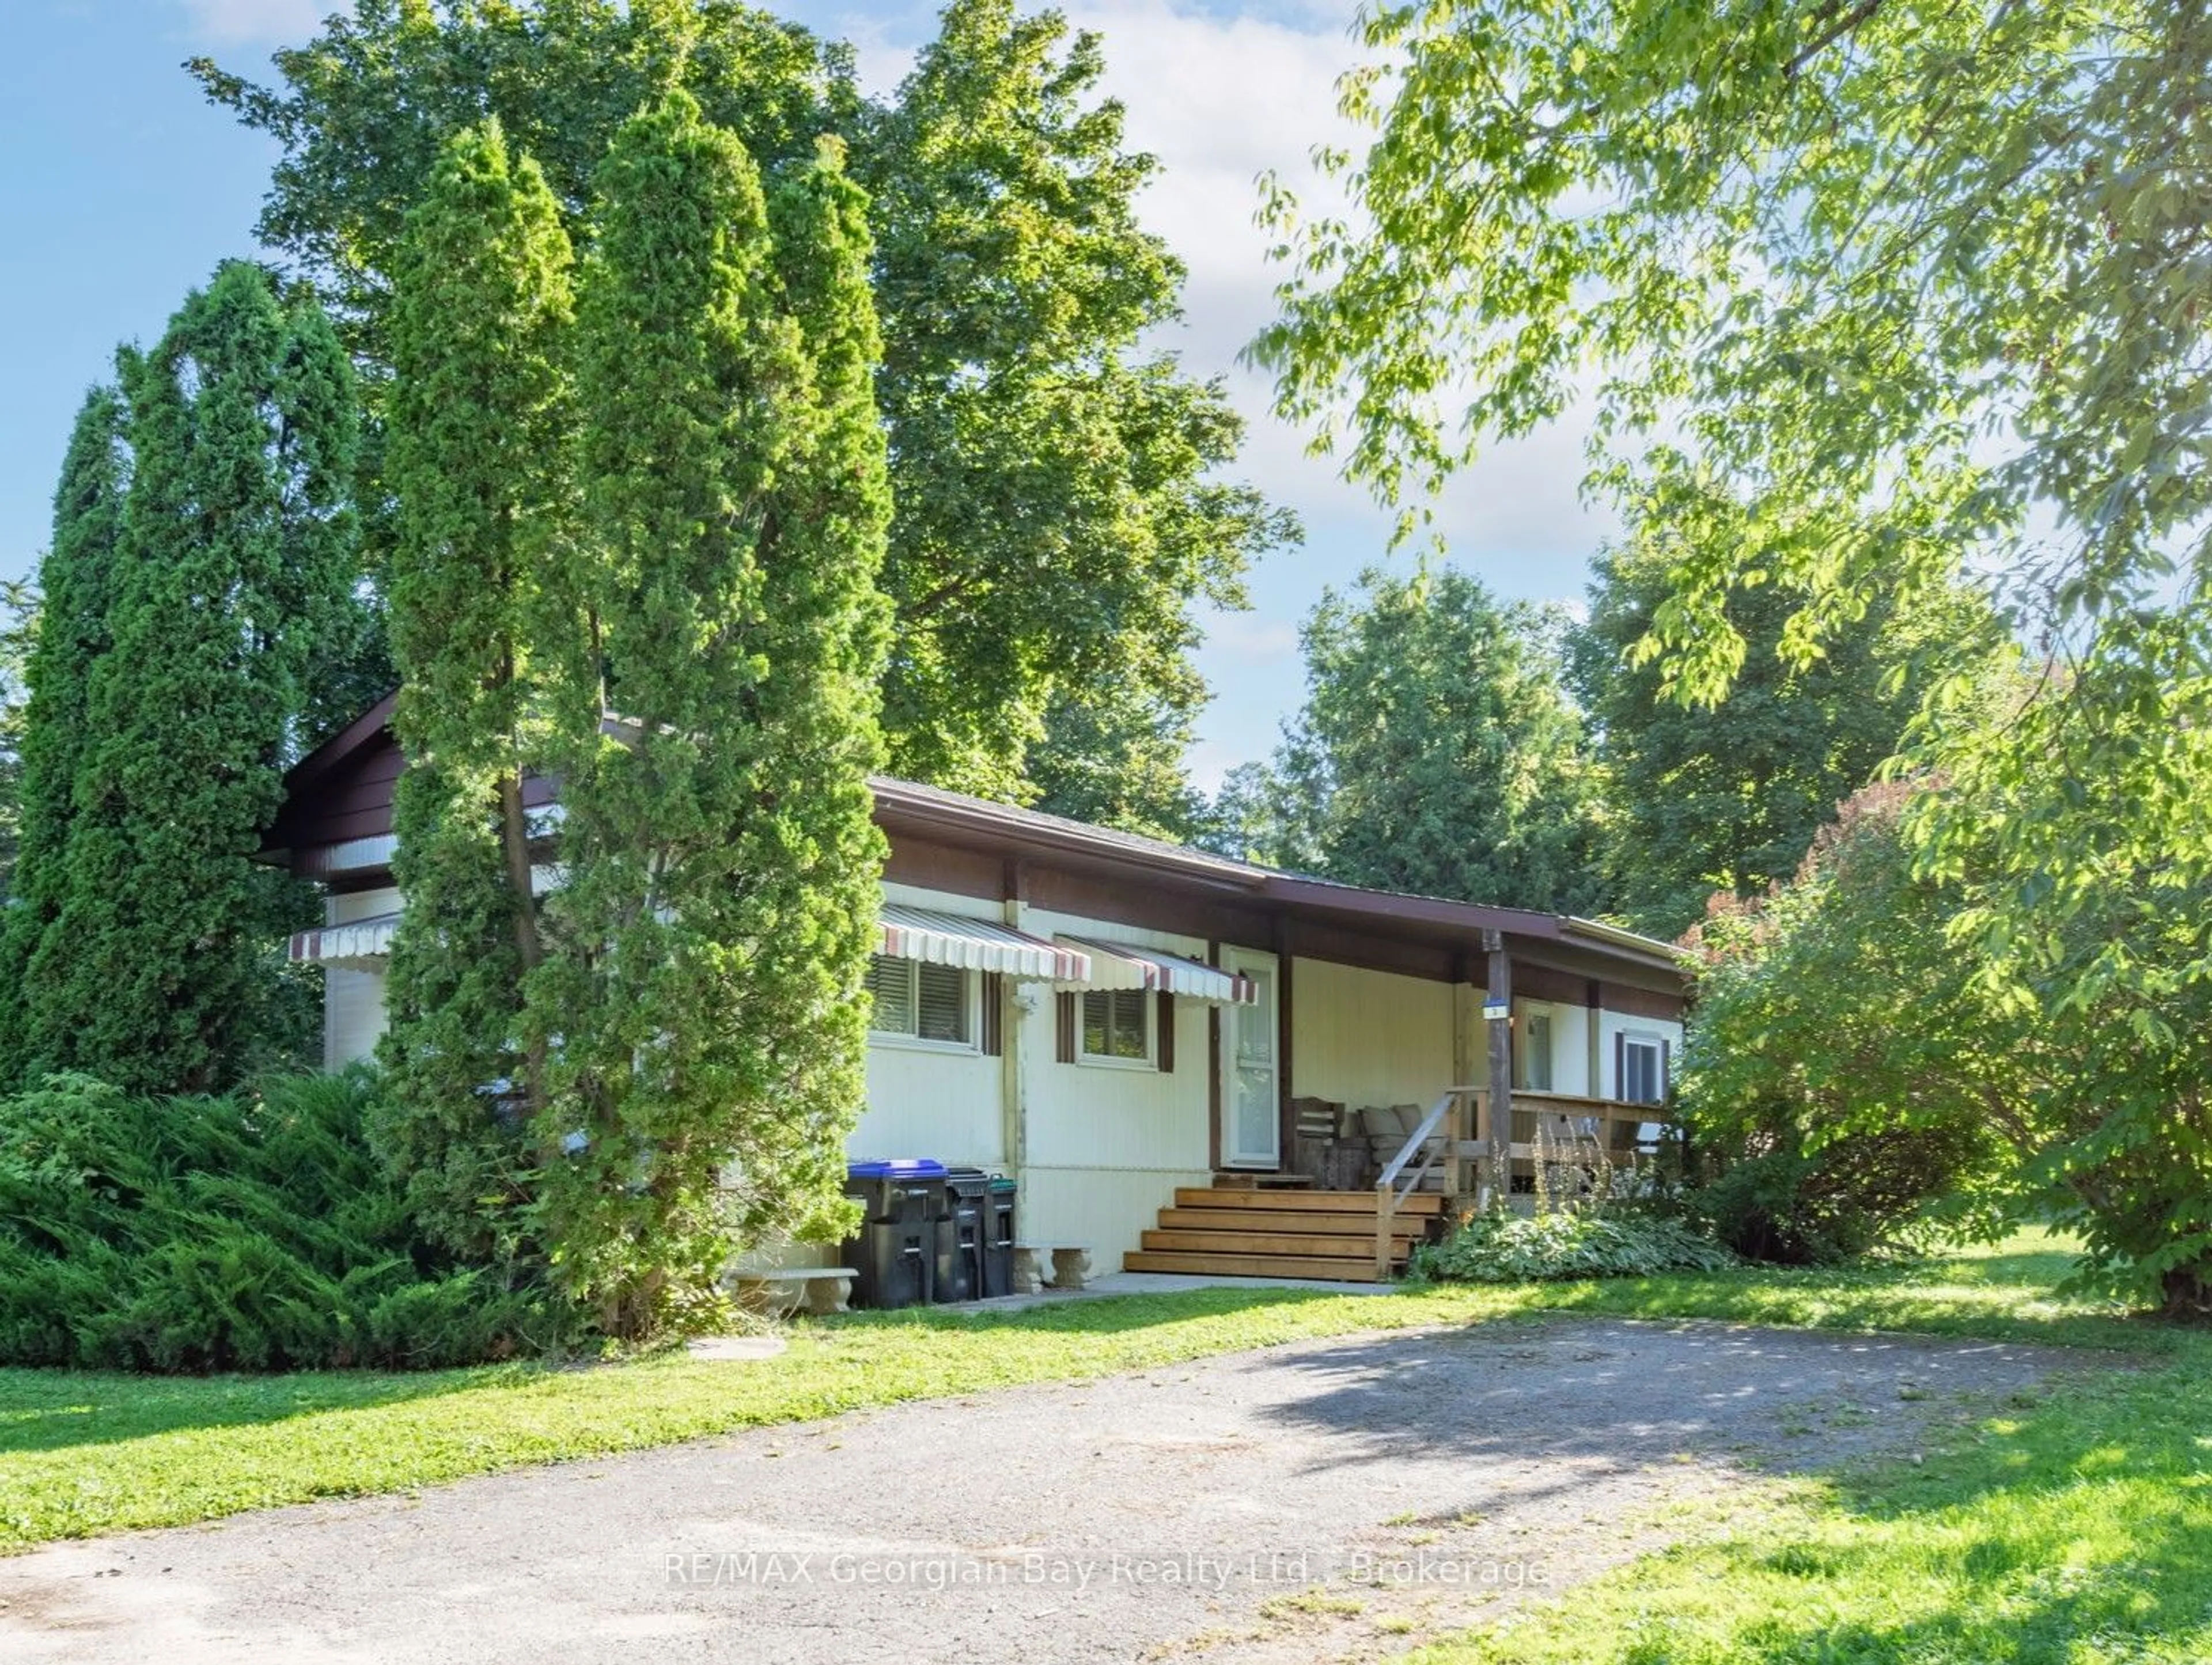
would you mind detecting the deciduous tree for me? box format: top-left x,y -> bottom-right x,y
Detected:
191,0 -> 1293,820
856,0 -> 1291,801
1570,544 -> 2006,940
1256,0 -> 2212,1302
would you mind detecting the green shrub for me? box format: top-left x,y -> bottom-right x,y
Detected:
0,1070 -> 558,1371
1407,1209 -> 1738,1283
1677,787 -> 2023,1268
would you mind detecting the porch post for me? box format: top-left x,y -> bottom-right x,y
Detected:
1449,951 -> 1476,1201
1484,929 -> 1513,1208
1001,860 -> 1029,1183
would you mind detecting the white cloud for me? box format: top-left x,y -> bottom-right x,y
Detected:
1200,610 -> 1300,661
174,0 -> 324,45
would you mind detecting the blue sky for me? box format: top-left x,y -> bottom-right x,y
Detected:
2,0 -> 1613,787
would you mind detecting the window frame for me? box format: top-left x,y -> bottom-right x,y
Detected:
864,954 -> 981,1055
1618,1031 -> 1668,1106
1076,985 -> 1156,1070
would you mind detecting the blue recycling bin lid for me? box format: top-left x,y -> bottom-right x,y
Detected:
848,1158 -> 948,1181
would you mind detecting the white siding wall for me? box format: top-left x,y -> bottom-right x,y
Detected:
1290,957 -> 1456,1111
308,868 -> 1684,1272
850,880 -> 1006,1166
1016,905 -> 1217,1262
853,1043 -> 1002,1167
322,886 -> 399,1069
1546,1002 -> 1595,1098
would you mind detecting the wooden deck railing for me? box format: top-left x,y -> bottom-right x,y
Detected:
1372,1088 -> 1460,1279
1371,1088 -> 1675,1279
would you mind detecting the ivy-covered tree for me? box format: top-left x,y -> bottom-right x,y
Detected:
526,95 -> 889,1338
1211,566 -> 1607,913
190,0 -> 1293,820
20,264 -> 359,1093
377,122 -> 578,1260
0,388 -> 124,1083
1570,544 -> 2006,940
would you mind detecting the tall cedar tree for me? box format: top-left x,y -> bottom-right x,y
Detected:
0,579 -> 36,899
529,97 -> 889,1339
0,390 -> 127,1082
1569,547 -> 2005,940
378,123 -> 578,1261
1211,567 -> 1606,915
191,0 -> 1292,822
21,266 -> 358,1093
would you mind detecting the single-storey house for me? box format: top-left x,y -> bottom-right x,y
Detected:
267,693 -> 1690,1283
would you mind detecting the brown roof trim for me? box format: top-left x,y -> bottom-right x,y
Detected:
874,779 -> 1684,974
1256,874 -> 1562,940
869,776 -> 1262,894
286,688 -> 399,794
270,701 -> 1689,985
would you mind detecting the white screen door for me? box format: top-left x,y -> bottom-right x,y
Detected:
1222,949 -> 1279,1168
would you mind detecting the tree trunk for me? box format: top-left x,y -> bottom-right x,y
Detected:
2161,1263 -> 2212,1322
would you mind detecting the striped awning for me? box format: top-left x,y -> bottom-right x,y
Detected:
288,911 -> 399,970
880,904 -> 1088,981
1055,936 -> 1257,1005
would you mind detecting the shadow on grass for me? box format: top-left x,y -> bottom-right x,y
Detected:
0,1361 -> 529,1457
1397,1330 -> 2212,1663
821,1282 -> 1365,1336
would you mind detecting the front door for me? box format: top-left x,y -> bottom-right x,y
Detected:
1221,948 -> 1281,1169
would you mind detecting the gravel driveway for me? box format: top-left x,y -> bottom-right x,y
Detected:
0,1315 -> 2079,1664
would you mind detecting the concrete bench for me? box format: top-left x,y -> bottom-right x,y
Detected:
1012,1243 -> 1092,1294
730,1268 -> 858,1317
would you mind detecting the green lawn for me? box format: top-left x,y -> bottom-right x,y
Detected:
1398,1232 -> 2212,1665
5,1227 -> 2200,1665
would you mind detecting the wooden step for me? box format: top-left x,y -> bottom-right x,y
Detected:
1156,1207 -> 1423,1239
1142,1228 -> 1403,1259
1173,1187 -> 1448,1215
1123,1250 -> 1391,1282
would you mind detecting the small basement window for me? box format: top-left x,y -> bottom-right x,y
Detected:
1620,1034 -> 1667,1105
866,954 -> 972,1048
1081,988 -> 1152,1064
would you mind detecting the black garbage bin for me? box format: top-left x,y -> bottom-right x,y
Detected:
849,1218 -> 933,1310
843,1160 -> 947,1310
981,1175 -> 1017,1297
934,1167 -> 991,1303
844,1158 -> 946,1227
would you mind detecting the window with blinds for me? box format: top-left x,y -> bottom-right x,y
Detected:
915,962 -> 967,1043
1081,988 -> 1150,1063
865,954 -> 971,1047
